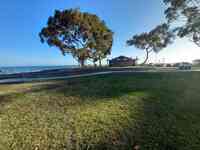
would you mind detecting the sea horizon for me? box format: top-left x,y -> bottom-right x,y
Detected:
0,65 -> 78,75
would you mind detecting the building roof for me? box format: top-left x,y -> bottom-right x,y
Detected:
110,56 -> 136,61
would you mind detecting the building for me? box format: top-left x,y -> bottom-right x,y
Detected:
109,56 -> 137,67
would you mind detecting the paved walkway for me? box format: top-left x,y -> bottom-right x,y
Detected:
0,71 -> 133,84
0,70 -> 199,84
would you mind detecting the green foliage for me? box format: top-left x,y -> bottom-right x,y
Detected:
127,24 -> 174,64
164,0 -> 200,47
39,9 -> 113,67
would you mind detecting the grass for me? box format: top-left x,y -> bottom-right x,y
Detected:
0,72 -> 200,149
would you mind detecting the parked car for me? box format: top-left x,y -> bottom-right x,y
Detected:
178,63 -> 192,70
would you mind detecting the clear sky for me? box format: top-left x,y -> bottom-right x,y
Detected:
0,0 -> 200,66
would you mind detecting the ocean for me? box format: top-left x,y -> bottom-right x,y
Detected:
0,66 -> 78,75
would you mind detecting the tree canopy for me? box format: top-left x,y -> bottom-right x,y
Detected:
39,9 -> 113,67
164,0 -> 200,47
127,24 -> 174,64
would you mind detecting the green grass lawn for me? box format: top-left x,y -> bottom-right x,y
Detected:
0,72 -> 200,150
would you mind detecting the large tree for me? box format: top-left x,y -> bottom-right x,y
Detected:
91,34 -> 113,66
127,24 -> 174,64
39,9 -> 113,67
164,0 -> 200,47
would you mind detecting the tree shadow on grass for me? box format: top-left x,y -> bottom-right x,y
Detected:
58,73 -> 200,150
37,73 -> 200,149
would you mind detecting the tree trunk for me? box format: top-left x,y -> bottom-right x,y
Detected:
79,59 -> 85,68
142,49 -> 150,65
93,61 -> 97,68
99,57 -> 102,67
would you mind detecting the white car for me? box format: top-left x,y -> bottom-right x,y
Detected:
178,63 -> 192,70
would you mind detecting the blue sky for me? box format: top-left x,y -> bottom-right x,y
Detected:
0,0 -> 199,66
